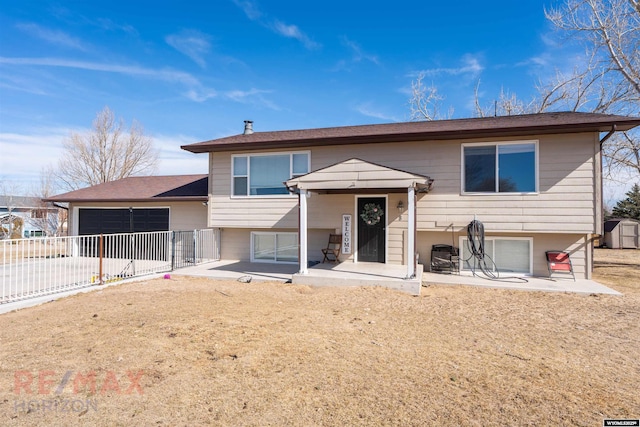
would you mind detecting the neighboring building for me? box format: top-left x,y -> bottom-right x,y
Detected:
182,112 -> 640,280
0,195 -> 62,238
46,175 -> 209,235
603,218 -> 640,249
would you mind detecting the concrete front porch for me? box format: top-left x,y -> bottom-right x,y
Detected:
173,260 -> 298,282
292,262 -> 423,295
172,260 -> 423,295
174,260 -> 621,296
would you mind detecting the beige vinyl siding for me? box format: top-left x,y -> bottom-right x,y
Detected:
210,151 -> 298,228
420,133 -> 597,234
209,132 -> 599,234
417,231 -> 590,279
219,228 -> 248,260
220,228 -> 348,262
170,203 -> 208,230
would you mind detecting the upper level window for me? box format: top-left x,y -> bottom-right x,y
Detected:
232,152 -> 310,196
463,142 -> 537,193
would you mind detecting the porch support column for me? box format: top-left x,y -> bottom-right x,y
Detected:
407,185 -> 416,279
298,189 -> 308,275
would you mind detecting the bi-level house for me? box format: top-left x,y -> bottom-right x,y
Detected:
182,112 -> 640,280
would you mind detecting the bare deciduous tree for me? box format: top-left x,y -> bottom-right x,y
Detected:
546,0 -> 640,106
30,166 -> 66,237
409,72 -> 453,121
0,180 -> 23,239
56,106 -> 158,190
472,0 -> 640,181
544,0 -> 640,178
474,81 -> 542,117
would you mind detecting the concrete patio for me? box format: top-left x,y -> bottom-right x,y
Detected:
1,260 -> 622,315
174,260 -> 621,296
422,270 -> 621,295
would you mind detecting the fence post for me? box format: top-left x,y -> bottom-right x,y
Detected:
99,234 -> 104,286
217,228 -> 221,260
171,231 -> 176,271
193,230 -> 198,264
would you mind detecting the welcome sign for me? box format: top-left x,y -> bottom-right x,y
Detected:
342,214 -> 352,255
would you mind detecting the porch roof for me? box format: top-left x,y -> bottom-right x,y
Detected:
285,158 -> 434,193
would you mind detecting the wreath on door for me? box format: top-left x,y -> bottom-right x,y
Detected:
360,203 -> 384,226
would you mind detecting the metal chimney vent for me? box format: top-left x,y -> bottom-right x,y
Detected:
243,120 -> 254,135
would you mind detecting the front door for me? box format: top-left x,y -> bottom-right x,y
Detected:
357,197 -> 386,263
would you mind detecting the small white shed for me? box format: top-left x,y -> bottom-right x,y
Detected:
603,218 -> 640,249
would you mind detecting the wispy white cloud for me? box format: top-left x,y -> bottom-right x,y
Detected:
224,88 -> 279,110
414,54 -> 483,78
166,30 -> 212,68
519,55 -> 550,67
0,128 -> 70,188
233,0 -> 320,49
185,88 -> 217,102
0,74 -> 49,96
0,129 -> 210,187
15,23 -> 88,51
540,32 -> 560,48
225,88 -> 269,101
233,0 -> 263,21
95,18 -> 138,35
355,103 -> 399,122
271,21 -> 320,49
153,134 -> 209,173
0,57 -> 217,102
342,37 -> 379,65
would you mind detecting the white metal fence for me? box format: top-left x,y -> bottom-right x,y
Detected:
1,229 -> 220,304
171,229 -> 222,269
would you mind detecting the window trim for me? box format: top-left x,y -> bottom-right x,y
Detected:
458,236 -> 533,275
461,140 -> 539,195
250,231 -> 299,264
231,151 -> 310,198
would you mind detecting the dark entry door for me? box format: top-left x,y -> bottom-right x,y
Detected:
357,197 -> 386,263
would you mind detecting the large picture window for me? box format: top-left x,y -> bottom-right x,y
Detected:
463,142 -> 537,193
251,232 -> 298,263
233,152 -> 309,196
459,237 -> 532,275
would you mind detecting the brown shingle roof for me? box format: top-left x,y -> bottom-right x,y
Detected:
182,112 -> 640,153
46,175 -> 208,203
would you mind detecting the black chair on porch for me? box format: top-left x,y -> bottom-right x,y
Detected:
322,234 -> 342,263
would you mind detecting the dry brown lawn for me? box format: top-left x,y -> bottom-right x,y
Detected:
0,249 -> 638,426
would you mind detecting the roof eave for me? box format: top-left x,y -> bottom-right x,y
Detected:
181,120 -> 640,153
44,196 -> 208,203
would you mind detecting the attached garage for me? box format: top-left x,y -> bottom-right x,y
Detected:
78,208 -> 170,235
45,175 -> 209,236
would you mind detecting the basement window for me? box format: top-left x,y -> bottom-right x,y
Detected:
459,236 -> 532,275
251,232 -> 298,263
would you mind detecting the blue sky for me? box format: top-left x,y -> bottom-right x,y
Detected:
3,0 -> 621,200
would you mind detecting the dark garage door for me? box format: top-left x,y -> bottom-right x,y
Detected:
77,208 -> 170,260
78,208 -> 169,235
